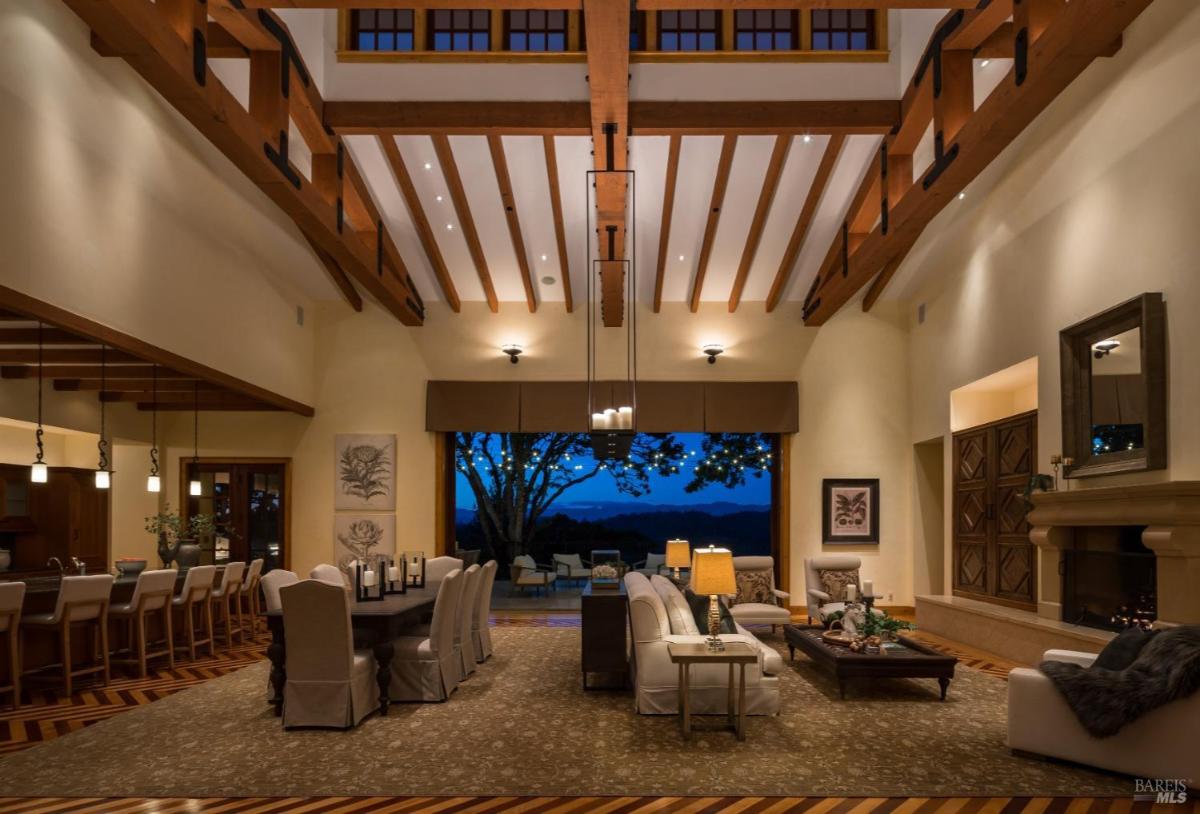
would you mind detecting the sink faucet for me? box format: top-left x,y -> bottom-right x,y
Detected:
71,557 -> 86,575
47,557 -> 64,575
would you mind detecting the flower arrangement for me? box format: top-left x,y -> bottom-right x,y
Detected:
591,564 -> 618,580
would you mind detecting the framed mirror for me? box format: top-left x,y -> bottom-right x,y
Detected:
1060,293 -> 1166,478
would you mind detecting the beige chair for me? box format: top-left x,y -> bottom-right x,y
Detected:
473,560 -> 498,663
309,563 -> 347,588
280,580 -> 378,728
390,568 -> 463,702
426,556 -> 464,583
0,581 -> 26,709
511,554 -> 557,595
804,555 -> 872,624
22,574 -> 115,696
260,569 -> 299,613
634,553 -> 667,577
456,564 -> 481,679
172,565 -> 216,661
728,556 -> 792,632
239,558 -> 264,637
553,553 -> 591,585
109,569 -> 176,677
210,561 -> 246,649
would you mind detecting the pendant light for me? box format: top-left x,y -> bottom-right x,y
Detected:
146,364 -> 161,493
30,321 -> 48,484
95,344 -> 111,489
188,381 -> 202,496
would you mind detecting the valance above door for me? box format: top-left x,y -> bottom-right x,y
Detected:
426,380 -> 797,433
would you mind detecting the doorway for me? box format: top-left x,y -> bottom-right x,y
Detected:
182,459 -> 290,572
912,438 -> 945,598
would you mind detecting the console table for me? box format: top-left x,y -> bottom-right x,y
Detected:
581,580 -> 628,689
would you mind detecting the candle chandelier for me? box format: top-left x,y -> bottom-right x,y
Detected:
146,364 -> 161,493
95,345 -> 111,489
30,322 -> 48,484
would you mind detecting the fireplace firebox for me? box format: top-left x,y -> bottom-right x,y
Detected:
1061,525 -> 1156,631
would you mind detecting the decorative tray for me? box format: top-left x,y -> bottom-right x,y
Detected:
821,630 -> 857,647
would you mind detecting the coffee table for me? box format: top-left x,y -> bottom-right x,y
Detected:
783,624 -> 957,700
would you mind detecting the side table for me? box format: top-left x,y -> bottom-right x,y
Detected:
666,641 -> 758,740
581,580 -> 628,689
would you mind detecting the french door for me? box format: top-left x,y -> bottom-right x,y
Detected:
952,411 -> 1037,610
183,460 -> 290,573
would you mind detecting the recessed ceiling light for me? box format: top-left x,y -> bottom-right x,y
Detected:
540,254 -> 547,262
980,59 -> 991,67
541,275 -> 556,285
678,254 -> 685,262
436,195 -> 443,202
802,134 -> 813,144
446,223 -> 454,230
957,192 -> 967,200
423,162 -> 432,170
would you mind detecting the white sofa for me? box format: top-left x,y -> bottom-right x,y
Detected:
625,572 -> 781,716
1008,649 -> 1200,784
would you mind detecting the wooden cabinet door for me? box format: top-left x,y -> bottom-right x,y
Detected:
952,412 -> 1037,610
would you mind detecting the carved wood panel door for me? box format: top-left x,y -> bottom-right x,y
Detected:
952,411 -> 1037,610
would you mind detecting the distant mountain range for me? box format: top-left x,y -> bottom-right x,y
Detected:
454,500 -> 769,526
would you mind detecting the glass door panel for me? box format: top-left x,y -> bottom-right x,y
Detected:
185,461 -> 287,572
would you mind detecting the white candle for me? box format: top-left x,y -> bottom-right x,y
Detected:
845,583 -> 857,602
862,579 -> 873,598
617,406 -> 633,429
363,569 -> 377,588
603,408 -> 616,430
592,412 -> 607,431
388,565 -> 400,582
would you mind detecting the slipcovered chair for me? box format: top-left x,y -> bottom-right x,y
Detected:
109,568 -> 177,677
553,553 -> 591,585
727,556 -> 791,631
634,553 -> 667,577
0,581 -> 26,709
310,563 -> 347,588
626,572 -> 780,715
210,561 -> 246,649
239,558 -> 264,636
510,554 -> 557,595
473,560 -> 498,662
279,580 -> 378,728
456,564 -> 482,679
426,556 -> 464,583
260,569 -> 299,613
172,564 -> 216,661
390,568 -> 464,702
804,555 -> 879,624
22,574 -> 115,696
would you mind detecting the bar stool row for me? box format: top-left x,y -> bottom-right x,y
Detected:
0,558 -> 264,708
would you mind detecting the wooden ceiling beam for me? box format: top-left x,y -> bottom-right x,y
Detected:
244,0 -> 964,6
99,390 -> 243,404
653,134 -> 682,313
2,365 -> 195,380
639,0 -> 975,7
728,135 -> 791,312
944,0 -> 1013,50
0,349 -> 140,365
487,135 -> 538,312
136,402 -> 283,411
0,328 -> 93,345
55,379 -> 221,392
688,135 -> 738,313
765,134 -> 844,313
432,134 -> 499,312
241,0 -> 580,8
804,0 -> 1152,325
542,136 -> 574,313
975,22 -> 1015,60
302,233 -> 363,311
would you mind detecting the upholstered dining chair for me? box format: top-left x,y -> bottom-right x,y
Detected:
456,564 -> 481,680
210,561 -> 246,650
425,556 -> 464,584
109,568 -> 177,677
279,580 -> 378,728
172,565 -> 216,661
21,574 -> 115,696
727,556 -> 792,632
310,563 -> 347,588
390,568 -> 463,702
473,559 -> 498,663
260,569 -> 299,613
239,558 -> 264,637
0,581 -> 26,709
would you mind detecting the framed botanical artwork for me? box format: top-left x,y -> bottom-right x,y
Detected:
334,514 -> 396,572
335,434 -> 396,511
822,478 -> 880,544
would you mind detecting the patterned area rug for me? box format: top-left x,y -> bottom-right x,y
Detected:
0,628 -> 1130,798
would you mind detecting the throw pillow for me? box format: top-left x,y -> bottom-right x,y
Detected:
1092,626 -> 1159,671
650,575 -> 700,635
683,588 -> 737,634
819,569 -> 860,602
734,570 -> 775,606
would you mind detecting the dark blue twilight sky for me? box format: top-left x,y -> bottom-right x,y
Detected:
455,433 -> 772,510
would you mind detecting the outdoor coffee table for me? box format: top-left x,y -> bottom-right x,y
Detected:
783,624 -> 957,700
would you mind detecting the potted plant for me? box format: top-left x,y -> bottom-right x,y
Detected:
145,505 -> 220,569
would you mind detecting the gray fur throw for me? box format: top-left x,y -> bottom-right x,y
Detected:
1039,625 -> 1200,738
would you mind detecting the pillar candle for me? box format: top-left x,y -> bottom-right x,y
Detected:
363,569 -> 377,588
862,579 -> 874,598
388,565 -> 400,582
845,583 -> 857,602
617,406 -> 633,429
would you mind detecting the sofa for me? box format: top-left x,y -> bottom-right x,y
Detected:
1008,649 -> 1200,784
625,571 -> 781,715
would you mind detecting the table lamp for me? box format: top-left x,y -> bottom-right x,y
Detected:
691,546 -> 735,652
665,539 -> 690,580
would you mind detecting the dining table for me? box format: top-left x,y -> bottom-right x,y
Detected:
265,583 -> 440,717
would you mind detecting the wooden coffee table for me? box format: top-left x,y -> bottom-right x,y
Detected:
783,624 -> 957,700
667,641 -> 758,740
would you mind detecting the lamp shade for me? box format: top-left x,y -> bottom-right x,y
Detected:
665,539 -> 691,569
691,547 -> 735,596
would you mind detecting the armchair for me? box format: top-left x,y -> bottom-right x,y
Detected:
727,556 -> 791,631
552,553 -> 592,586
510,554 -> 558,596
803,555 -> 879,624
633,553 -> 667,577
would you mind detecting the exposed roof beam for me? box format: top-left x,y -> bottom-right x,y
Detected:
487,135 -> 538,312
542,136 -> 574,313
0,328 -> 94,345
241,0 -> 580,7
2,365 -> 196,380
765,134 -> 844,312
55,379 -> 220,392
0,349 -> 140,365
975,22 -> 1015,60
688,135 -> 738,313
324,100 -> 898,136
377,136 -> 462,312
639,0 -> 974,6
945,0 -> 1014,50
653,135 -> 682,313
302,233 -> 363,312
728,135 -> 791,312
99,390 -> 245,404
432,135 -> 498,312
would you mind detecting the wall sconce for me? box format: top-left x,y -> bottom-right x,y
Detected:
1092,338 -> 1120,358
702,344 -> 725,365
501,343 -> 523,365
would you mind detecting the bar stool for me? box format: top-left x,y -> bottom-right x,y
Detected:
109,569 -> 177,677
0,582 -> 25,709
21,574 -> 114,697
172,565 -> 216,662
239,558 -> 264,638
210,561 -> 245,650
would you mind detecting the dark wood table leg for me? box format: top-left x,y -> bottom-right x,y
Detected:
373,639 -> 394,716
838,677 -> 846,700
939,677 -> 950,701
788,644 -> 795,661
267,627 -> 286,717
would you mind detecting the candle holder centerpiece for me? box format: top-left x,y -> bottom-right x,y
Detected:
404,551 -> 426,588
384,556 -> 408,595
354,556 -> 385,602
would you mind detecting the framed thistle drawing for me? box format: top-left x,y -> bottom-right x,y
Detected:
822,479 -> 880,544
334,514 -> 396,572
335,434 -> 396,510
